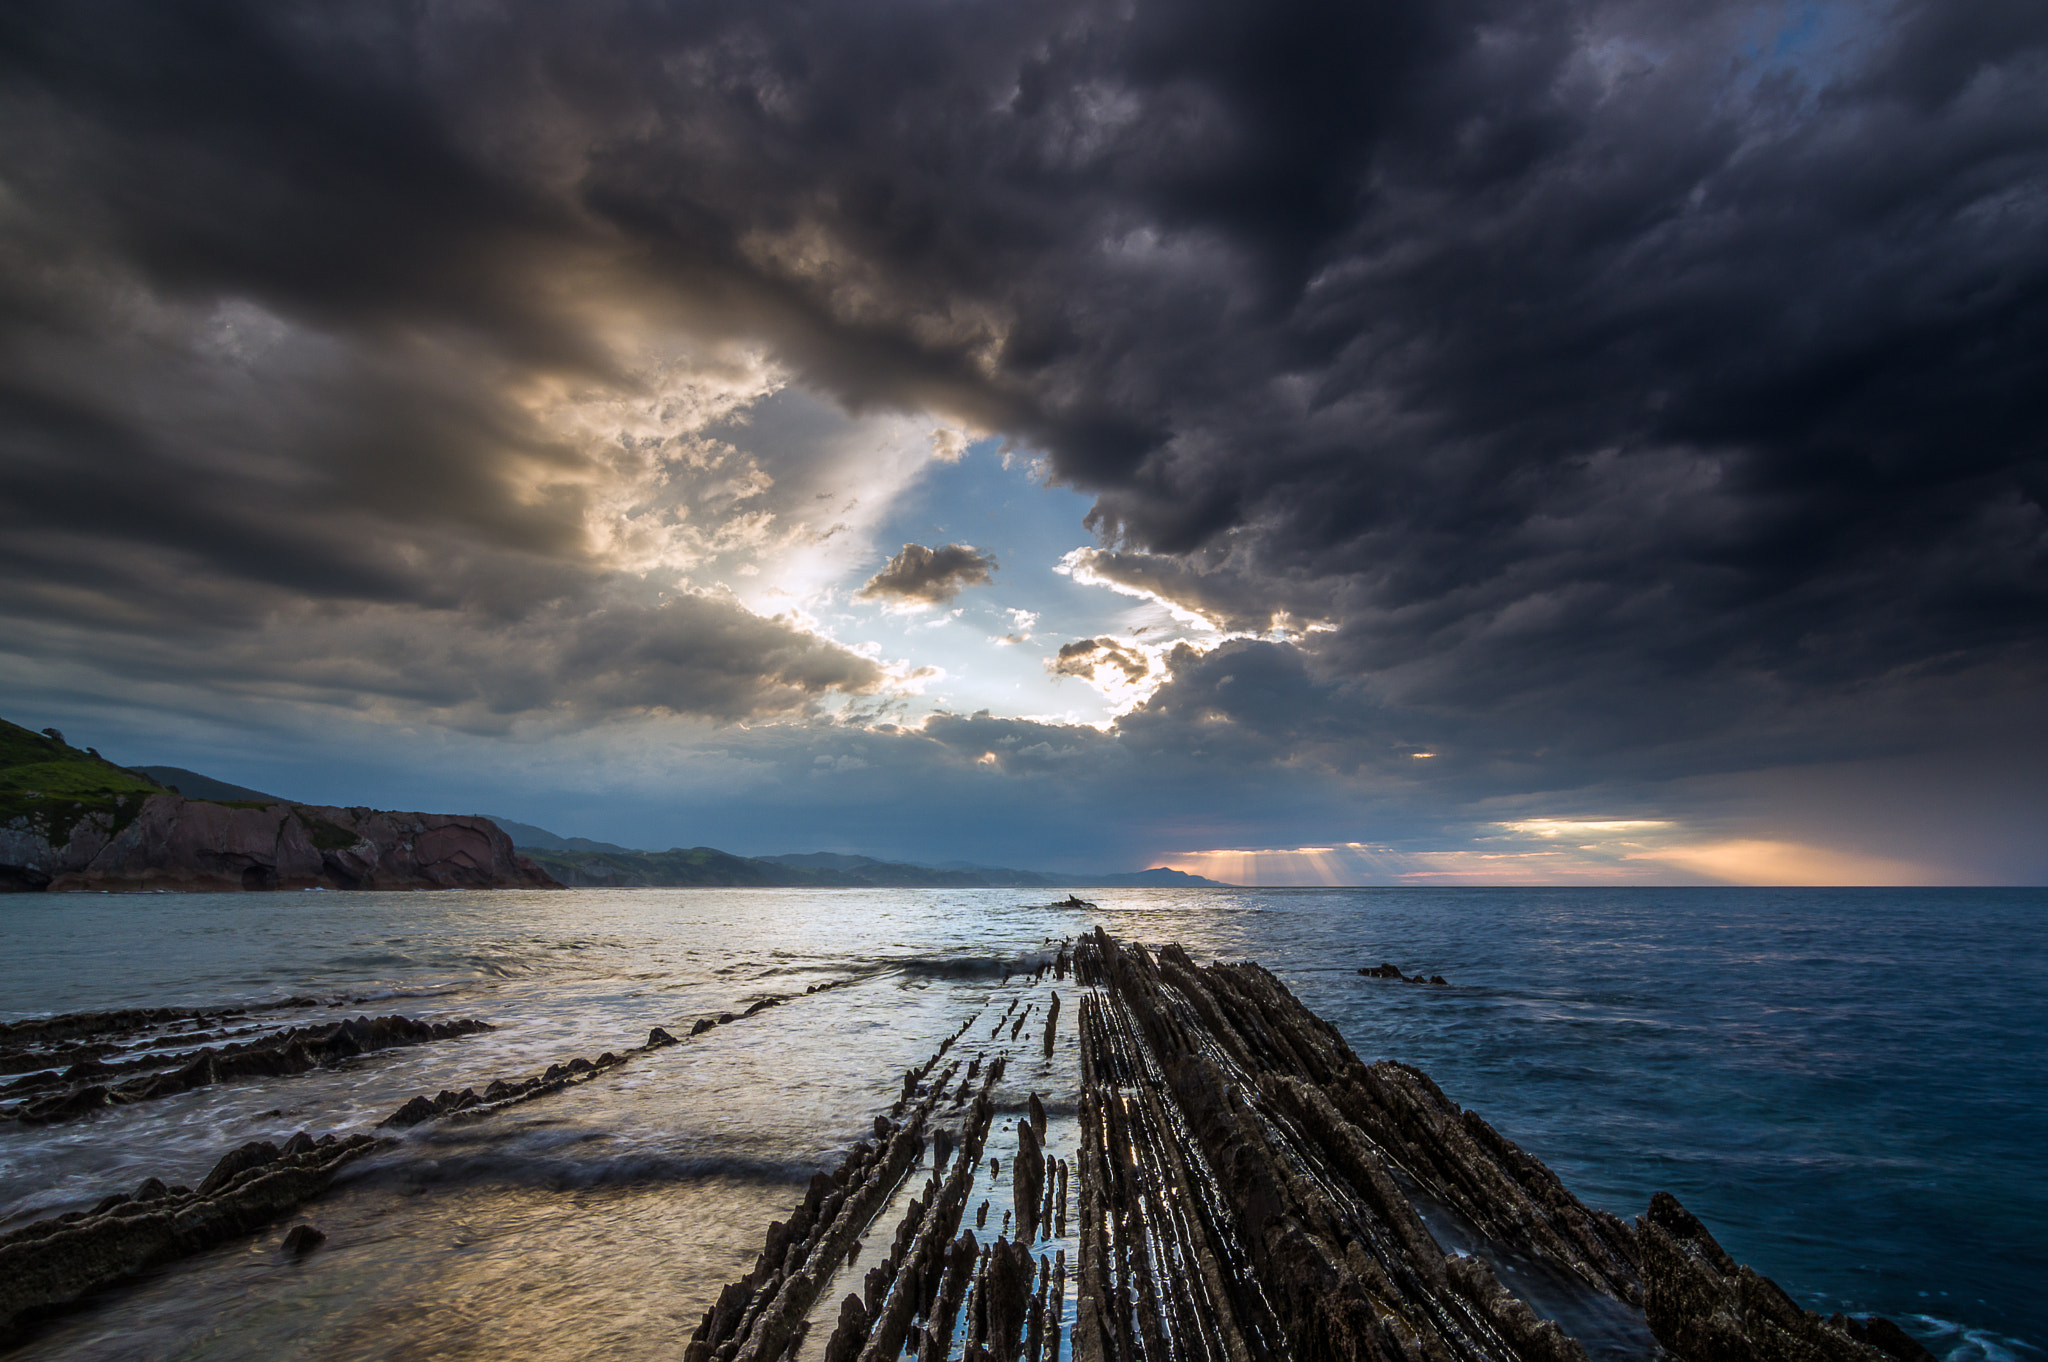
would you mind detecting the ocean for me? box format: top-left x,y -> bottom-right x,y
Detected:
0,887 -> 2040,1360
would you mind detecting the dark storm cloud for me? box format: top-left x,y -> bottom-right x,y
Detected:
1,0 -> 2044,786
857,543 -> 998,606
0,553 -> 883,731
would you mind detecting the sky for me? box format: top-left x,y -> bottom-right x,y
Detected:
1,0 -> 2043,884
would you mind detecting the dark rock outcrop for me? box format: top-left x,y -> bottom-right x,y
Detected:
1636,1191 -> 1916,1362
0,1131 -> 378,1341
4,1013 -> 494,1126
1359,962 -> 1451,985
0,998 -> 321,1077
280,1223 -> 327,1255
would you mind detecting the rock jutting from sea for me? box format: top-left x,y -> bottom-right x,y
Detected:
0,931 -> 1943,1360
692,929 -> 1936,1362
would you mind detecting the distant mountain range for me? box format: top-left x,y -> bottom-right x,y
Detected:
484,816 -> 1232,889
129,765 -> 281,805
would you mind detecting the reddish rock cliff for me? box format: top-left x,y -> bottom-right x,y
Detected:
36,794 -> 559,892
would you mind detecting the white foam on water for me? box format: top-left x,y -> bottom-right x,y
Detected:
1907,1315 -> 2045,1362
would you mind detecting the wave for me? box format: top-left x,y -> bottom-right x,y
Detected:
357,1138 -> 819,1191
879,951 -> 1055,981
1905,1315 -> 2044,1362
330,984 -> 474,1006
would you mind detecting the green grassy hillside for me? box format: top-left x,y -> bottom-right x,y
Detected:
0,718 -> 167,848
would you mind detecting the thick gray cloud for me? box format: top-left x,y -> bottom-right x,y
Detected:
857,543 -> 998,605
0,0 -> 2043,848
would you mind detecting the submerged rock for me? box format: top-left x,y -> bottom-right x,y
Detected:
280,1223 -> 327,1255
1358,961 -> 1451,985
6,1013 -> 493,1127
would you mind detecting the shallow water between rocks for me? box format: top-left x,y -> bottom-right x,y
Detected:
0,886 -> 2040,1361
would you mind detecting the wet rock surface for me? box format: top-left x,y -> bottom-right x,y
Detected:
0,1131 -> 377,1341
1634,1192 -> 1928,1362
280,1223 -> 327,1255
0,973 -> 875,1344
703,930 -> 1937,1362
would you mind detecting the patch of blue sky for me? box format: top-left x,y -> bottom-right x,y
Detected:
829,435 -> 1168,723
1732,0 -> 1876,94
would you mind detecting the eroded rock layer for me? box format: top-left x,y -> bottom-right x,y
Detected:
0,1131 -> 378,1339
702,931 -> 1952,1362
1068,929 -> 1928,1362
3,1012 -> 493,1125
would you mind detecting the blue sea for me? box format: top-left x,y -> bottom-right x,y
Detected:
0,887 -> 2041,1360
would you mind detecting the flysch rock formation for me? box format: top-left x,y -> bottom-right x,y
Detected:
1,1009 -> 495,1125
0,936 -> 1948,1361
0,976 -> 862,1342
697,931 -> 1940,1362
9,792 -> 560,892
0,1132 -> 381,1339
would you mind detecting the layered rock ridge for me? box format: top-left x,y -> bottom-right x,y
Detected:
0,975 -> 864,1340
1068,929 -> 1935,1362
694,930 -> 1939,1362
2,1006 -> 494,1126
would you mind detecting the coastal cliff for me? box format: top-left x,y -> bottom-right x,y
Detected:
0,718 -> 558,892
29,793 -> 559,892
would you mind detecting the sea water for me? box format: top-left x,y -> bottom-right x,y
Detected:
0,887 -> 2040,1360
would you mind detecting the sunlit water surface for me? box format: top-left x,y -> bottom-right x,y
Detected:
0,887 -> 2040,1361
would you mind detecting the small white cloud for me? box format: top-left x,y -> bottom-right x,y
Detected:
929,427 -> 971,463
